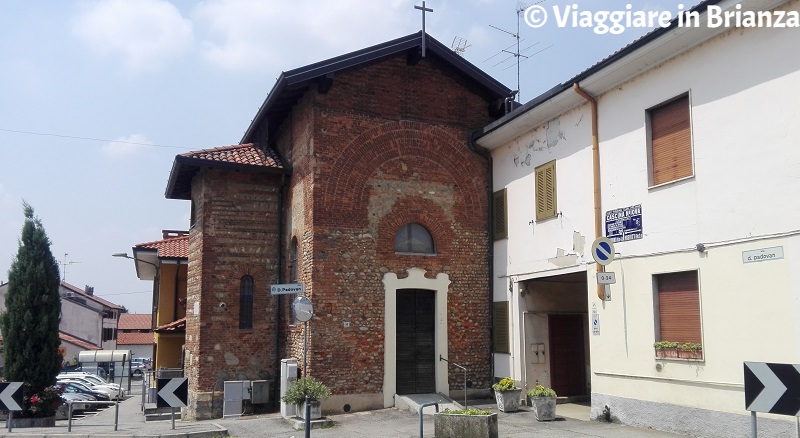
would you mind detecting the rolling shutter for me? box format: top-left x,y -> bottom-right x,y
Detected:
657,271 -> 701,344
650,95 -> 692,186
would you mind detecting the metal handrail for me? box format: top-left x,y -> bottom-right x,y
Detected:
67,399 -> 120,432
439,355 -> 468,408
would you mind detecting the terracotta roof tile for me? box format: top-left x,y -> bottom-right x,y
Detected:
134,235 -> 189,259
59,332 -> 101,350
155,317 -> 186,332
119,314 -> 152,330
117,332 -> 155,345
181,143 -> 285,169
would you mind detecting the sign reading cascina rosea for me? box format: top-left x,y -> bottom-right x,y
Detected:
605,204 -> 643,243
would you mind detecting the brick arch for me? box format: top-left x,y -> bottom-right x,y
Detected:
319,120 -> 488,228
378,196 -> 456,260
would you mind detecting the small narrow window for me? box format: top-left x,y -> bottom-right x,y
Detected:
535,160 -> 557,220
394,223 -> 434,254
239,275 -> 254,330
648,94 -> 693,186
290,239 -> 299,282
493,189 -> 507,240
493,301 -> 510,353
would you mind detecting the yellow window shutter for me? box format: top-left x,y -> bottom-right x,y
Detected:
493,189 -> 507,240
536,161 -> 557,220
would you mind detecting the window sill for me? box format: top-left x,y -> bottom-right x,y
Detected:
648,174 -> 695,191
394,252 -> 438,257
655,348 -> 703,361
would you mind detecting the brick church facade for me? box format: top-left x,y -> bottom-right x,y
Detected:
165,32 -> 512,419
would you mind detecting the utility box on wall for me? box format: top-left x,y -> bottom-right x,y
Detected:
251,380 -> 271,404
280,358 -> 298,418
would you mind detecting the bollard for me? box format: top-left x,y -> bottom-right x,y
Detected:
419,401 -> 439,438
305,395 -> 311,438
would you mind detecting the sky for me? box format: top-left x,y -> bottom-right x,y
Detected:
0,0 -> 694,313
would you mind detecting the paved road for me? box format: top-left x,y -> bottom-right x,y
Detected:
0,386 -> 688,438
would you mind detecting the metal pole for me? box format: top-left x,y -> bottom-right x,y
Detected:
751,411 -> 757,438
8,409 -> 12,433
419,401 -> 439,438
304,321 -> 308,378
114,398 -> 120,431
172,407 -> 176,430
68,402 -> 73,432
304,395 -> 311,438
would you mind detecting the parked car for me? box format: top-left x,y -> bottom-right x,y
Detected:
60,392 -> 96,413
55,382 -> 112,405
130,357 -> 151,377
59,378 -> 124,400
58,372 -> 120,391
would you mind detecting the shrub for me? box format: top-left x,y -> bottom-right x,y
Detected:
527,384 -> 556,398
281,377 -> 331,405
491,377 -> 518,392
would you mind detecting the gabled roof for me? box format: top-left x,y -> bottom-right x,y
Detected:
240,31 -> 512,144
117,332 -> 155,345
134,235 -> 189,259
60,281 -> 124,310
474,0 -> 788,149
59,331 -> 102,350
119,313 -> 152,331
166,143 -> 289,200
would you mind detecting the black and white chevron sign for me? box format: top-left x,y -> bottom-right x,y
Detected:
744,362 -> 800,416
0,382 -> 24,411
157,377 -> 188,408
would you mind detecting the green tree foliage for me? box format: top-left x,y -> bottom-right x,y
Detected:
1,202 -> 62,416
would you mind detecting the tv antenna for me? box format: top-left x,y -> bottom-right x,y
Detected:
61,253 -> 81,281
486,2 -> 553,103
451,36 -> 471,57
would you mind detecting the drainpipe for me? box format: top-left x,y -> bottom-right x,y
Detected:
467,130 -> 495,388
173,260 -> 181,322
274,173 -> 286,411
572,83 -> 604,300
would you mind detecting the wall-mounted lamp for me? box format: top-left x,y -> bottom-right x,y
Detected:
695,243 -> 706,253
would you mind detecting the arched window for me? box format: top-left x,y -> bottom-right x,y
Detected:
239,275 -> 254,329
394,223 -> 434,254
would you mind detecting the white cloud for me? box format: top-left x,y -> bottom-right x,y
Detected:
72,0 -> 194,73
192,0 -> 409,73
101,134 -> 153,158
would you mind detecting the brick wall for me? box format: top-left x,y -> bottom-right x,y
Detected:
186,169 -> 282,419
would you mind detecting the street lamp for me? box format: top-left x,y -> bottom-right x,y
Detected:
112,252 -> 158,269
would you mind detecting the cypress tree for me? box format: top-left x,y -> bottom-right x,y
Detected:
1,202 -> 62,415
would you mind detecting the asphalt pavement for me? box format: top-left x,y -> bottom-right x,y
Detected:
0,385 -> 689,438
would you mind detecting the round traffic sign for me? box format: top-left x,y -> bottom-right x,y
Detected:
591,237 -> 615,266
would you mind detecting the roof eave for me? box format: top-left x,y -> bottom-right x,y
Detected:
165,153 -> 290,200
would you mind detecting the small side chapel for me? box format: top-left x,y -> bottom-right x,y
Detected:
164,32 -> 512,419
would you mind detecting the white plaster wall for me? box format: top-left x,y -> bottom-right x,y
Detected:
491,0 -> 800,431
60,300 -> 102,346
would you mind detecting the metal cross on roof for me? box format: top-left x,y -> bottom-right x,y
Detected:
414,1 -> 433,57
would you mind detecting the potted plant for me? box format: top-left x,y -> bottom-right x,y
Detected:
280,377 -> 331,420
434,408 -> 498,438
677,342 -> 703,360
527,384 -> 557,421
653,341 -> 679,358
492,377 -> 522,413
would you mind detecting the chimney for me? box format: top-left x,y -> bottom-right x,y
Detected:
85,285 -> 94,296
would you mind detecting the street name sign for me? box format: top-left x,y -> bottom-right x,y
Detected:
270,283 -> 305,295
0,382 -> 23,411
157,378 -> 188,408
744,361 -> 800,416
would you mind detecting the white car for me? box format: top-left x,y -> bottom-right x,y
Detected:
58,372 -> 120,390
57,378 -> 123,400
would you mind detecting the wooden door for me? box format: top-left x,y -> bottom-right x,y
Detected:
549,314 -> 586,397
396,289 -> 435,394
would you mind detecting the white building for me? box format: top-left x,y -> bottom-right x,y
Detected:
475,0 -> 800,436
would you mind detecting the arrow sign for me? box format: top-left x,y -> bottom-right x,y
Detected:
0,382 -> 23,411
157,378 -> 188,408
744,362 -> 800,416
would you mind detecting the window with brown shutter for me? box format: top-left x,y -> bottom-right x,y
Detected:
493,189 -> 507,240
648,94 -> 693,186
655,270 -> 701,345
535,160 -> 557,220
493,301 -> 510,353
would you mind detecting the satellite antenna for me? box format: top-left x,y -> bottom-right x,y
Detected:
61,253 -> 81,281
